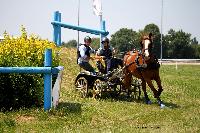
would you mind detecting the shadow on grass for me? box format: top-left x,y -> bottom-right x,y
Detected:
163,101 -> 180,109
99,94 -> 180,109
56,102 -> 82,114
97,92 -> 143,103
138,97 -> 180,109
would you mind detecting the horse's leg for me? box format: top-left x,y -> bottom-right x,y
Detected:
145,78 -> 165,108
154,77 -> 165,107
123,73 -> 132,91
155,76 -> 163,97
145,79 -> 159,98
141,79 -> 151,104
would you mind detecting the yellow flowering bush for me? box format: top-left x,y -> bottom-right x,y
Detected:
0,27 -> 60,110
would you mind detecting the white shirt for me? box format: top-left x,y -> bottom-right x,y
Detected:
78,44 -> 94,64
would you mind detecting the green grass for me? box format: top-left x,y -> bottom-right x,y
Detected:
1,48 -> 200,133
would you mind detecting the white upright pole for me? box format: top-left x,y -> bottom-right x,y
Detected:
77,0 -> 80,48
99,0 -> 103,48
77,0 -> 80,67
160,0 -> 163,64
100,14 -> 103,48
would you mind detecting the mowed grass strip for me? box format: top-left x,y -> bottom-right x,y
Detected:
0,47 -> 200,133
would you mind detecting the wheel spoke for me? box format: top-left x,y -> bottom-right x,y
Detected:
93,79 -> 103,98
129,77 -> 142,100
75,77 -> 88,98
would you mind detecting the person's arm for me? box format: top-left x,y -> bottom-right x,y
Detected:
111,46 -> 116,55
79,45 -> 87,59
96,48 -> 105,60
89,46 -> 96,54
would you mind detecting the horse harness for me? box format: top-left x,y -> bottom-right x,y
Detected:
124,50 -> 146,71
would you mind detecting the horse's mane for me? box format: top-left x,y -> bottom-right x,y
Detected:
140,33 -> 150,42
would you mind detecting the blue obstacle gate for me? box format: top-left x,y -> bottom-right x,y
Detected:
51,11 -> 109,46
0,49 -> 63,111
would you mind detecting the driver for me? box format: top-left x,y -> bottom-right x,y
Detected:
96,37 -> 115,74
78,36 -> 96,74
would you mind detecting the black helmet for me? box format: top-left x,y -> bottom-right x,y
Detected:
84,36 -> 91,43
101,37 -> 109,44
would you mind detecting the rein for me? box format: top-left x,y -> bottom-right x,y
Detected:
143,48 -> 149,51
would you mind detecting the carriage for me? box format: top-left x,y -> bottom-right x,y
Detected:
75,33 -> 165,108
74,57 -> 142,100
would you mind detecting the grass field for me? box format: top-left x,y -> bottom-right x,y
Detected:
0,47 -> 200,133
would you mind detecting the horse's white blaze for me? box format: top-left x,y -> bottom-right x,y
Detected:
144,40 -> 150,57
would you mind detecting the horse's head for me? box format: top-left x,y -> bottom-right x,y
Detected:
140,33 -> 153,61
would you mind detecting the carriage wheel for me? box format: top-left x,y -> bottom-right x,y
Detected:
129,78 -> 142,100
131,84 -> 141,100
110,84 -> 122,98
75,76 -> 88,98
92,79 -> 103,98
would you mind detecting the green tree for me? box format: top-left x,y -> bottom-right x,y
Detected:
62,39 -> 77,48
190,37 -> 198,45
91,37 -> 100,50
163,29 -> 196,58
192,45 -> 200,58
110,28 -> 138,53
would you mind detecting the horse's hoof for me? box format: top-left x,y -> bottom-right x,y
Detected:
160,103 -> 165,109
157,100 -> 163,105
146,100 -> 152,105
158,100 -> 165,108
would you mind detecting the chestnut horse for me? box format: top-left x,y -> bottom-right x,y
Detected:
123,33 -> 164,106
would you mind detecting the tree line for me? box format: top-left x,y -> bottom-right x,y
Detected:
62,23 -> 200,59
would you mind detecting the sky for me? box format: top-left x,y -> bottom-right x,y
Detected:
0,0 -> 200,44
